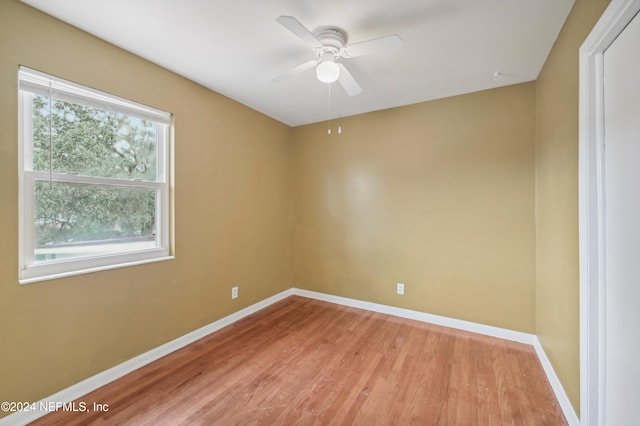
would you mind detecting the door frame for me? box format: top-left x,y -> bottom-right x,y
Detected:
579,0 -> 640,424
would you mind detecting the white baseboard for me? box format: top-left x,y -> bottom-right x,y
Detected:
0,287 -> 578,426
292,288 -> 536,344
532,338 -> 581,426
292,288 -> 579,425
0,288 -> 295,426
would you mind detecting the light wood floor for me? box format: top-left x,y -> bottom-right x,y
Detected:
33,296 -> 567,425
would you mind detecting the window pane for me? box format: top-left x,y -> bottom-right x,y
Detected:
31,95 -> 158,181
34,181 -> 157,262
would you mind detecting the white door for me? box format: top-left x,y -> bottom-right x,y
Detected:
603,9 -> 640,425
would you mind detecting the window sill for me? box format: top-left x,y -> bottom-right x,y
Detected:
19,255 -> 175,285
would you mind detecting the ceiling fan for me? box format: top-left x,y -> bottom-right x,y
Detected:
272,16 -> 403,96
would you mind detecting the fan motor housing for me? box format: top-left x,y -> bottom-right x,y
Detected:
313,26 -> 346,57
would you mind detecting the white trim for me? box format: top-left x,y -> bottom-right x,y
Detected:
579,1 -> 640,425
533,339 -> 581,426
0,287 -> 578,425
0,288 -> 295,426
18,254 -> 174,285
292,288 -> 535,344
18,67 -> 171,124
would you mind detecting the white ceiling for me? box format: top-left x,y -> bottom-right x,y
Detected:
20,0 -> 574,127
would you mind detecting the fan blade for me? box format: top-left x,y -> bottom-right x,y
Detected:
337,63 -> 362,96
276,16 -> 322,48
271,59 -> 319,83
343,34 -> 403,58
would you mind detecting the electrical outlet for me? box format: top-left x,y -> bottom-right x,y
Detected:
396,282 -> 405,295
232,286 -> 238,299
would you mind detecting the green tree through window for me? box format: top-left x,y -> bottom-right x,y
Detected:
32,96 -> 157,248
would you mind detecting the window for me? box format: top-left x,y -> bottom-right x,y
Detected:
18,67 -> 173,283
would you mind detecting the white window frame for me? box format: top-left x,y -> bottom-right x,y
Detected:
18,67 -> 173,284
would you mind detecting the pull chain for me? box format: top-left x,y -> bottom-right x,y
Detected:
337,82 -> 342,135
327,82 -> 332,135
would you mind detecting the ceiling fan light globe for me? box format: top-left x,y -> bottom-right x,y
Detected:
316,61 -> 340,83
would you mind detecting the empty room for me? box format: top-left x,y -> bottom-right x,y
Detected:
3,0 -> 637,425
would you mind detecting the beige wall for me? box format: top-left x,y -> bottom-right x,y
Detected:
534,0 -> 611,413
1,0 -> 615,418
293,83 -> 536,332
0,0 -> 292,412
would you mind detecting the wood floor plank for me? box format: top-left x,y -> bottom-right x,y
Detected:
30,296 -> 568,425
475,336 -> 502,426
